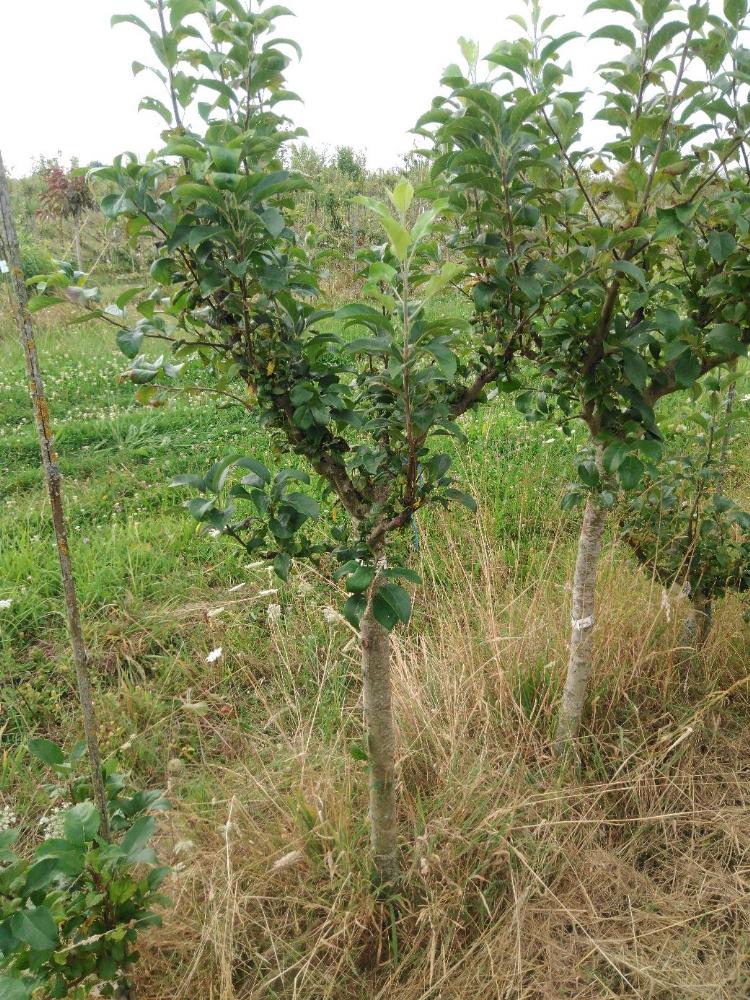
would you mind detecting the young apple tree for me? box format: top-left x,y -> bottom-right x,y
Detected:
36,0 -> 477,886
416,0 -> 750,749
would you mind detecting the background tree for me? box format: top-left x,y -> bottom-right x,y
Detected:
39,162 -> 97,271
35,0 -> 480,888
416,0 -> 750,750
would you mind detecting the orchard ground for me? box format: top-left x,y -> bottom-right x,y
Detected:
1,297 -> 750,998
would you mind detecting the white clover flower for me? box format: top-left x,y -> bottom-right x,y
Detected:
0,600 -> 11,611
267,603 -> 282,626
0,805 -> 17,832
38,804 -> 69,839
323,606 -> 343,625
206,647 -> 223,664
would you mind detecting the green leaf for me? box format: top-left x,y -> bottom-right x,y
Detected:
707,231 -> 736,263
0,977 -> 32,1000
578,460 -> 600,488
120,815 -> 155,862
27,739 -> 65,767
675,351 -> 702,387
623,350 -> 649,393
612,260 -> 647,290
343,593 -> 366,629
27,295 -> 66,313
115,287 -> 144,309
24,858 -> 61,894
139,97 -> 173,124
585,0 -> 637,13
117,328 -> 145,359
603,441 -> 629,473
388,178 -> 414,216
273,553 -> 291,581
724,0 -> 748,28
619,455 -> 645,490
284,493 -> 320,518
706,323 -> 745,357
260,207 -> 285,236
590,25 -> 637,47
372,584 -> 411,631
64,802 -> 100,846
11,907 -> 58,952
347,565 -> 376,593
151,257 -> 179,285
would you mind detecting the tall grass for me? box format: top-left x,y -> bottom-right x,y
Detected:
1,321 -> 748,997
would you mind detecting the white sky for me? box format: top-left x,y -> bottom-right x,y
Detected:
0,0 -> 727,176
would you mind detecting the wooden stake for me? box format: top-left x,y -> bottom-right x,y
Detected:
0,150 -> 110,839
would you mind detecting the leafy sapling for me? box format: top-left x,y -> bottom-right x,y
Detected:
34,0 -> 478,886
417,0 -> 750,750
0,741 -> 169,1000
622,372 -> 750,649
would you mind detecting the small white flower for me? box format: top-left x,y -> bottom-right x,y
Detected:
0,600 -> 11,611
206,647 -> 223,663
206,528 -> 222,538
0,805 -> 17,832
174,839 -> 195,856
167,757 -> 184,773
267,603 -> 282,626
323,606 -> 342,625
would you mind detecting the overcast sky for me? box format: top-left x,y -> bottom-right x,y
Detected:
0,0 -> 726,176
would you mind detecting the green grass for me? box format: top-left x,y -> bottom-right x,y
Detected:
2,313 -> 749,999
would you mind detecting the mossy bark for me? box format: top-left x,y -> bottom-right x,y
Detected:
360,576 -> 398,887
555,493 -> 608,752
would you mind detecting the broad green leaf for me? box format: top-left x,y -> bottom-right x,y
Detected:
372,583 -> 411,630
675,351 -> 702,387
27,739 -> 65,767
706,323 -> 745,356
119,816 -> 156,862
117,328 -> 144,359
347,565 -> 376,593
273,553 -> 291,581
612,260 -> 647,290
27,295 -> 66,313
585,0 -> 637,12
724,0 -> 748,28
619,455 -> 645,490
0,977 -> 32,1000
590,25 -> 636,47
623,350 -> 649,393
11,907 -> 58,952
707,231 -> 736,263
64,802 -> 100,846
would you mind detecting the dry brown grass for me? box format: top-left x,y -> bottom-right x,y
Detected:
132,510 -> 750,999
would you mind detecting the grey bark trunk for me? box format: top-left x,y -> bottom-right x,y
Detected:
73,216 -> 83,272
680,591 -> 712,653
555,490 -> 608,752
0,151 -> 110,839
360,574 -> 398,887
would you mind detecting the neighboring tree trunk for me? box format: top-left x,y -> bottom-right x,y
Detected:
555,466 -> 608,752
0,150 -> 110,839
715,381 -> 737,499
73,214 -> 83,271
360,570 -> 398,887
680,589 -> 713,653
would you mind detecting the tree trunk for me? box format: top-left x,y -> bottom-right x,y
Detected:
555,492 -> 608,752
73,215 -> 83,272
680,590 -> 712,653
0,150 -> 110,839
360,576 -> 398,887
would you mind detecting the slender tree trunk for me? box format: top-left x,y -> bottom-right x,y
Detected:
0,151 -> 110,839
360,572 -> 398,887
680,590 -> 712,653
73,215 -> 82,272
715,381 -> 736,499
555,483 -> 608,752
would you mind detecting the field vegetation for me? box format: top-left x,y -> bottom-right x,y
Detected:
1,0 -> 750,997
